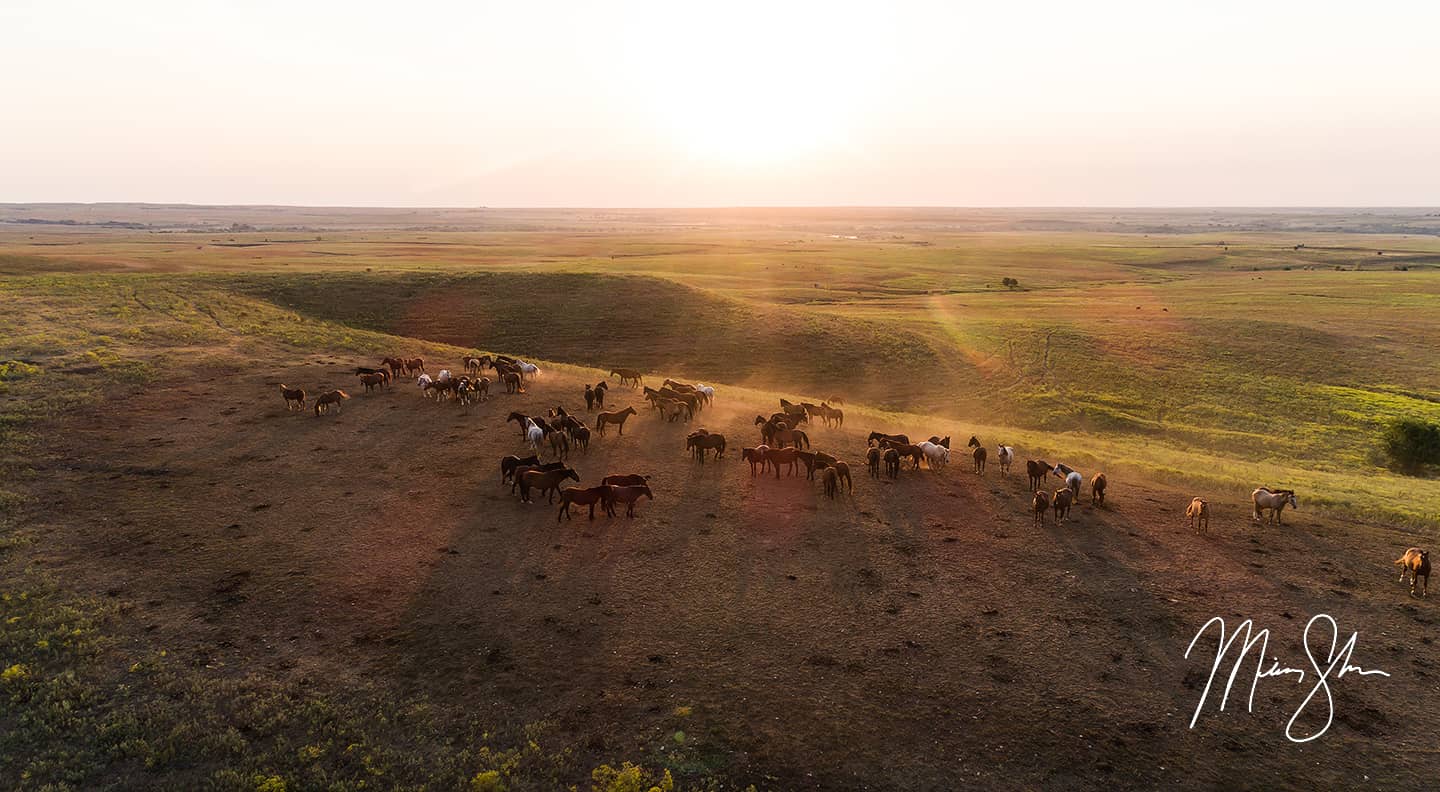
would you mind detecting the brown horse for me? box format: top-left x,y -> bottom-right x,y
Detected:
547,430 -> 569,461
595,406 -> 637,436
892,444 -> 925,470
796,450 -> 837,480
1026,459 -> 1051,491
972,446 -> 987,475
687,432 -> 727,463
867,431 -> 909,447
357,372 -> 387,393
557,485 -> 616,522
866,446 -> 881,478
1033,490 -> 1051,526
741,446 -> 770,477
381,357 -> 405,379
611,484 -> 654,517
502,371 -> 524,394
571,425 -> 591,454
883,448 -> 900,479
464,356 -> 484,376
279,384 -> 306,411
610,368 -> 644,387
593,381 -> 608,408
602,473 -> 651,487
500,454 -> 541,484
822,467 -> 840,499
404,357 -> 426,377
1053,488 -> 1074,523
763,446 -> 800,478
1395,548 -> 1430,597
832,461 -> 853,493
584,384 -> 596,410
1090,473 -> 1107,506
519,466 -> 580,504
313,389 -> 350,415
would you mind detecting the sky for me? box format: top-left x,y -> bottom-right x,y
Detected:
2,0 -> 1437,207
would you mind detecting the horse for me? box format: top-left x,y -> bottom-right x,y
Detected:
610,368 -> 644,387
1090,473 -> 1107,506
695,384 -> 715,405
868,431 -> 909,447
762,446 -> 799,478
464,356 -> 484,376
547,430 -> 570,461
593,381 -> 608,408
742,446 -> 770,477
918,441 -> 950,472
1186,497 -> 1209,533
1033,490 -> 1051,526
357,372 -> 387,393
557,485 -> 616,522
1395,548 -> 1430,597
892,444 -> 925,470
500,454 -> 540,484
354,366 -> 389,383
822,467 -> 840,499
404,357 -> 426,377
437,369 -> 452,383
1026,460 -> 1051,491
602,473 -> 650,487
883,448 -> 901,478
657,399 -> 690,423
510,461 -> 566,494
313,389 -> 349,415
416,374 -> 434,398
571,425 -> 591,454
279,384 -> 306,411
866,446 -> 881,478
518,466 -> 580,504
927,436 -> 951,449
595,406 -> 637,436
832,461 -> 853,493
778,399 -> 808,424
503,372 -> 524,394
971,446 -> 987,475
381,357 -> 405,379
611,484 -> 654,518
1252,487 -> 1297,524
584,384 -> 595,410
796,450 -> 837,480
518,361 -> 539,380
1053,488 -> 1074,523
687,432 -> 727,464
996,445 -> 1014,475
507,411 -> 535,437
525,418 -> 545,452
817,402 -> 844,428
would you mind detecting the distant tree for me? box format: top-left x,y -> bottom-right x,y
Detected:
1383,418 -> 1440,474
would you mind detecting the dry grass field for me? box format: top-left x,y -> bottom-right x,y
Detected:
2,206 -> 1438,790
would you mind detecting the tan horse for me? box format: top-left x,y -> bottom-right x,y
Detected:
1186,497 -> 1209,533
313,389 -> 350,415
279,384 -> 306,411
1251,487 -> 1297,524
1395,548 -> 1430,596
595,406 -> 637,436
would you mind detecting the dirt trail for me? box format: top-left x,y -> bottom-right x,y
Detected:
22,358 -> 1440,789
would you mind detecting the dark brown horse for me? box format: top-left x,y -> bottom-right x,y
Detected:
500,454 -> 540,484
519,466 -> 579,504
610,484 -> 654,518
557,485 -> 616,522
883,448 -> 900,478
866,446 -> 881,478
687,432 -> 727,463
868,431 -> 909,447
1027,459 -> 1051,491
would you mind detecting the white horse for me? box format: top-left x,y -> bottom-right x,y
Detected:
919,441 -> 950,471
519,361 -> 539,379
1053,463 -> 1082,498
695,384 -> 715,405
1252,487 -> 1297,524
996,445 -> 1014,475
416,373 -> 434,397
525,417 -> 544,452
437,369 -> 452,383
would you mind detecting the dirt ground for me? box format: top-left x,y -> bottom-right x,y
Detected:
21,355 -> 1440,790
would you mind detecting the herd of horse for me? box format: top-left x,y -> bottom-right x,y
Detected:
276,355 -> 1429,598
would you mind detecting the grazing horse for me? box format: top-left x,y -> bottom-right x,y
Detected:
610,368 -> 644,387
762,446 -> 800,478
1395,548 -> 1430,597
595,406 -> 637,436
1252,487 -> 1297,524
742,446 -> 770,477
279,384 -> 306,411
610,484 -> 653,517
1186,497 -> 1209,533
883,448 -> 901,478
822,467 -> 840,499
501,454 -> 540,484
1090,473 -> 1107,506
866,446 -> 881,478
687,432 -> 727,463
868,431 -> 909,447
1033,490 -> 1051,526
584,384 -> 595,410
313,389 -> 349,415
1053,488 -> 1074,523
1027,460 -> 1051,491
996,445 -> 1014,475
519,466 -> 580,504
503,372 -> 524,394
557,485 -> 616,522
918,441 -> 950,471
358,372 -> 387,393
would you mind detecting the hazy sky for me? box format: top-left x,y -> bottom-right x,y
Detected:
3,0 -> 1437,206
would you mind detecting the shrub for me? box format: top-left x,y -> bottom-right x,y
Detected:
471,770 -> 507,792
1382,418 -> 1440,473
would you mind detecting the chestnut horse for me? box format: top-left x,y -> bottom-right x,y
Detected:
313,389 -> 350,415
518,466 -> 580,504
1026,460 -> 1051,491
595,406 -> 637,436
279,384 -> 306,411
557,485 -> 616,522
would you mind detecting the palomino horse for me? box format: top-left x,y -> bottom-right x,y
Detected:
595,406 -> 637,436
313,389 -> 350,415
1252,487 -> 1297,524
279,384 -> 306,411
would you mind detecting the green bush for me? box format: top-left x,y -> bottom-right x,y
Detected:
1382,419 -> 1440,473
